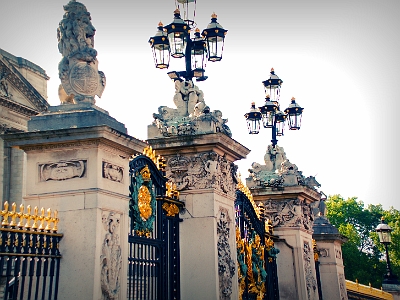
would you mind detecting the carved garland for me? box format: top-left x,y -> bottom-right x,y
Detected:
217,208 -> 235,300
100,210 -> 122,299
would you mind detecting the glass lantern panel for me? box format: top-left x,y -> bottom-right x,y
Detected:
262,111 -> 275,128
264,85 -> 280,102
381,231 -> 392,243
288,114 -> 302,130
247,119 -> 260,134
192,50 -> 205,70
169,33 -> 186,58
153,45 -> 170,69
276,121 -> 285,136
207,36 -> 224,62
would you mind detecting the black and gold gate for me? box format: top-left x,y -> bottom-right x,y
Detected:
128,147 -> 183,300
236,181 -> 280,300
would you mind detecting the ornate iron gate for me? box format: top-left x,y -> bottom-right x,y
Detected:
0,202 -> 62,300
235,185 -> 280,300
128,148 -> 183,300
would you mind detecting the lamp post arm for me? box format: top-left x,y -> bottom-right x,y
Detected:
271,120 -> 278,147
184,34 -> 193,81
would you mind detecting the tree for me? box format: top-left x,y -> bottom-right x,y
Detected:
325,195 -> 400,288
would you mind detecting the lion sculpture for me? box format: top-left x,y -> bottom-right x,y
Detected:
57,0 -> 105,104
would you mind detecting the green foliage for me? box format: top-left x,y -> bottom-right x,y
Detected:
325,195 -> 400,288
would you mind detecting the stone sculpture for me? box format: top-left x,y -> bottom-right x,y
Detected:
0,71 -> 10,98
247,144 -> 321,190
57,0 -> 105,104
150,79 -> 231,138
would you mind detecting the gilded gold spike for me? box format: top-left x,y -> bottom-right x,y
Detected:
32,206 -> 39,230
45,208 -> 52,231
17,204 -> 25,228
38,207 -> 46,230
24,205 -> 32,229
9,202 -> 17,227
1,201 -> 10,226
53,210 -> 59,232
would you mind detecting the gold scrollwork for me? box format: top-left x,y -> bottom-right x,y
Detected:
162,203 -> 180,217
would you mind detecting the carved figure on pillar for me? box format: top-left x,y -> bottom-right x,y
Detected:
0,70 -> 11,98
57,0 -> 106,104
150,79 -> 232,138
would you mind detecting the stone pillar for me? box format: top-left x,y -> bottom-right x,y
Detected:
252,186 -> 320,300
4,106 -> 146,300
313,216 -> 348,300
148,133 -> 249,300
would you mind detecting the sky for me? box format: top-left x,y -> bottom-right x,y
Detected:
1,0 -> 399,209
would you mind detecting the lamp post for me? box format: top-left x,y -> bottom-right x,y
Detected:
244,68 -> 304,147
148,0 -> 227,82
376,218 -> 399,284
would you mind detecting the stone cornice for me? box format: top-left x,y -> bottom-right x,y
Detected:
0,96 -> 40,116
2,125 -> 147,155
251,185 -> 321,203
147,132 -> 250,162
312,233 -> 348,244
0,57 -> 49,112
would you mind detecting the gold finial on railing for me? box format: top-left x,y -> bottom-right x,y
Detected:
1,201 -> 10,226
143,146 -> 166,172
0,202 -> 60,233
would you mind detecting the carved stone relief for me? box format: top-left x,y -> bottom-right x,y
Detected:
102,161 -> 123,183
338,273 -> 348,300
319,248 -> 329,257
40,160 -> 86,181
303,240 -> 317,300
263,199 -> 314,230
166,151 -> 237,197
100,211 -> 122,300
335,248 -> 342,259
217,207 -> 235,300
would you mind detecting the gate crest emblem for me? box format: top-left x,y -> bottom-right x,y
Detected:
130,165 -> 156,237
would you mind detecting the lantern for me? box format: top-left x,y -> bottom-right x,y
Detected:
192,28 -> 207,78
262,68 -> 282,103
165,9 -> 188,58
259,96 -> 278,128
285,97 -> 304,130
376,218 -> 392,244
202,13 -> 227,62
275,110 -> 286,136
148,22 -> 170,69
245,102 -> 262,134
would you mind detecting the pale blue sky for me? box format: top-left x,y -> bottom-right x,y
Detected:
1,0 -> 399,209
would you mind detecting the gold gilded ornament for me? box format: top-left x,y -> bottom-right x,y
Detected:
138,185 -> 152,221
162,203 -> 179,217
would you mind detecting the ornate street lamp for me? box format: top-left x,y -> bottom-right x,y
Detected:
245,68 -> 304,147
376,218 -> 399,284
149,22 -> 170,69
149,3 -> 227,82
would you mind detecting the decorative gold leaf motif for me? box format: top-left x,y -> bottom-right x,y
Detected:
162,203 -> 179,217
138,185 -> 152,221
